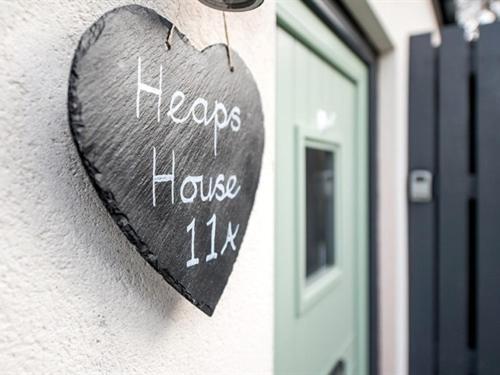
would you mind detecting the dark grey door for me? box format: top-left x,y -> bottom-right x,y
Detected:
409,22 -> 500,375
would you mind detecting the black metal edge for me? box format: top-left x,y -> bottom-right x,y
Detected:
367,60 -> 379,375
304,0 -> 376,64
433,0 -> 456,25
303,2 -> 379,374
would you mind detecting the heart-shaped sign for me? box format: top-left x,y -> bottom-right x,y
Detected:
68,5 -> 264,315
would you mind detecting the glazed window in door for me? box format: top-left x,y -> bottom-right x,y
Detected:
306,146 -> 335,277
297,135 -> 342,315
275,2 -> 369,375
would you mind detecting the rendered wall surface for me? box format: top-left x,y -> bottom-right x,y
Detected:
0,1 -> 275,373
367,1 -> 438,375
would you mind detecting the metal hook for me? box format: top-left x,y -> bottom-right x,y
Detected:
166,25 -> 175,50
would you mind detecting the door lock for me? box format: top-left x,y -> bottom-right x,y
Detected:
409,170 -> 433,203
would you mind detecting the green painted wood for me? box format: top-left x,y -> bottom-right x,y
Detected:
275,1 -> 369,374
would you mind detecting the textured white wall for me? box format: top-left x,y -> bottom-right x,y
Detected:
0,1 -> 275,374
367,1 -> 438,375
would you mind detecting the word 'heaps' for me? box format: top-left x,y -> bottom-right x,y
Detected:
136,57 -> 241,156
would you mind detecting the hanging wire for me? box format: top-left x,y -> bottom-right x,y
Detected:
222,12 -> 234,72
166,2 -> 181,50
166,25 -> 176,50
166,4 -> 234,72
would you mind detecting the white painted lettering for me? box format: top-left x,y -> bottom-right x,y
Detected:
221,222 -> 239,255
206,214 -> 218,262
152,147 -> 175,206
186,218 -> 199,267
180,175 -> 203,203
137,57 -> 162,122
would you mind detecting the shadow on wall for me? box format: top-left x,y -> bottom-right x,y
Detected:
24,8 -> 184,328
65,143 -> 184,320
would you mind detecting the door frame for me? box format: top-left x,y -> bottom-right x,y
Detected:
275,1 -> 379,374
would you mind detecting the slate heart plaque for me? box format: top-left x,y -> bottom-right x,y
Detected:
68,5 -> 264,316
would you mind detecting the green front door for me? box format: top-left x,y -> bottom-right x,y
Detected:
275,1 -> 369,374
